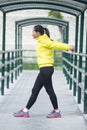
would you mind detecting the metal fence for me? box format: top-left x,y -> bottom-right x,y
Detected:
0,50 -> 22,95
63,49 -> 87,114
22,50 -> 63,70
0,48 -> 87,114
0,49 -> 62,95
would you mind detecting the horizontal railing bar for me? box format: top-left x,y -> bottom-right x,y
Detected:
0,49 -> 22,54
63,58 -> 87,76
0,65 -> 22,81
63,51 -> 87,57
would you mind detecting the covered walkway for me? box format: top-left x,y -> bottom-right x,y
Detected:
0,0 -> 87,129
0,70 -> 87,130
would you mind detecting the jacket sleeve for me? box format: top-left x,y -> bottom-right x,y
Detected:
40,38 -> 70,51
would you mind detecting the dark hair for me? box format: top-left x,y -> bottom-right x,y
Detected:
33,25 -> 50,37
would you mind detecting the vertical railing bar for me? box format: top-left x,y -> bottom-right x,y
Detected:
11,51 -> 14,83
78,12 -> 84,104
69,54 -> 73,90
1,12 -> 6,95
15,22 -> 18,50
7,52 -> 10,89
15,50 -> 17,80
84,30 -> 87,114
73,16 -> 79,96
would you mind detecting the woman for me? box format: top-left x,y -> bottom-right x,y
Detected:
13,25 -> 74,118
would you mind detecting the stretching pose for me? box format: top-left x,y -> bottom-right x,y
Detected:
13,25 -> 74,118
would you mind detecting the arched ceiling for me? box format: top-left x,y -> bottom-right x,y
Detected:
16,17 -> 69,27
0,0 -> 87,16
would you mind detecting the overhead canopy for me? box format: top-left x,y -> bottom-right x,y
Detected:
0,0 -> 87,16
73,0 -> 87,4
15,17 -> 69,48
16,17 -> 69,27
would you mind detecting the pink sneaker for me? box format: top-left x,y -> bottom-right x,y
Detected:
13,109 -> 29,118
47,110 -> 61,118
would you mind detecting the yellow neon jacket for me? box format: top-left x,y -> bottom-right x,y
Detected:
36,34 -> 70,68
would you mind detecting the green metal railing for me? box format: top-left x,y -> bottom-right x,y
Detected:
0,49 -> 22,95
0,48 -> 87,114
22,50 -> 63,70
63,49 -> 87,114
0,49 -> 62,95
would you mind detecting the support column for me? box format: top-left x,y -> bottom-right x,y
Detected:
66,22 -> 69,43
18,26 -> 22,75
15,22 -> 18,49
1,12 -> 6,95
78,12 -> 84,103
84,30 -> 87,114
73,16 -> 79,96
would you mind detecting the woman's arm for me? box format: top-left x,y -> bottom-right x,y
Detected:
42,39 -> 74,51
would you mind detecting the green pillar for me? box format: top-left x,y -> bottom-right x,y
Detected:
11,52 -> 14,83
7,52 -> 10,89
1,12 -> 6,95
73,16 -> 79,96
63,24 -> 69,43
66,23 -> 69,43
18,26 -> 22,49
15,22 -> 18,79
78,12 -> 84,104
17,26 -> 22,75
84,31 -> 87,114
15,22 -> 18,49
18,26 -> 23,72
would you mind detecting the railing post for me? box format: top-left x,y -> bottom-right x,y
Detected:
73,16 -> 79,96
1,12 -> 6,95
69,54 -> 73,90
84,31 -> 87,114
7,52 -> 10,89
15,50 -> 17,80
78,12 -> 84,104
62,52 -> 67,77
17,26 -> 22,76
20,50 -> 23,73
15,22 -> 18,50
66,23 -> 69,43
17,50 -> 19,77
11,51 -> 14,83
66,53 -> 70,85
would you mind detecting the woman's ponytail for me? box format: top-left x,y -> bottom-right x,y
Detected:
44,27 -> 50,38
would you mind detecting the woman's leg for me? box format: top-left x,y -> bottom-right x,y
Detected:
13,67 -> 59,118
26,71 -> 43,109
13,71 -> 44,117
40,67 -> 58,109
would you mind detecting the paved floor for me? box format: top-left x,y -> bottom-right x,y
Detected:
0,70 -> 87,130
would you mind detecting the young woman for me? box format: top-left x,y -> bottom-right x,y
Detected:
13,25 -> 74,118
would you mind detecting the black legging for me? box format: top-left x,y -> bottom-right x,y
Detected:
26,66 -> 58,109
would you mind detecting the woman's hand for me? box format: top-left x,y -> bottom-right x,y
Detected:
69,44 -> 75,52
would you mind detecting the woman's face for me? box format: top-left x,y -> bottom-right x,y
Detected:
32,29 -> 40,39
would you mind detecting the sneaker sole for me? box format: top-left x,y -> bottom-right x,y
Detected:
47,115 -> 61,118
13,114 -> 29,118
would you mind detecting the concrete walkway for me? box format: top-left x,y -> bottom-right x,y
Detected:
0,70 -> 87,130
